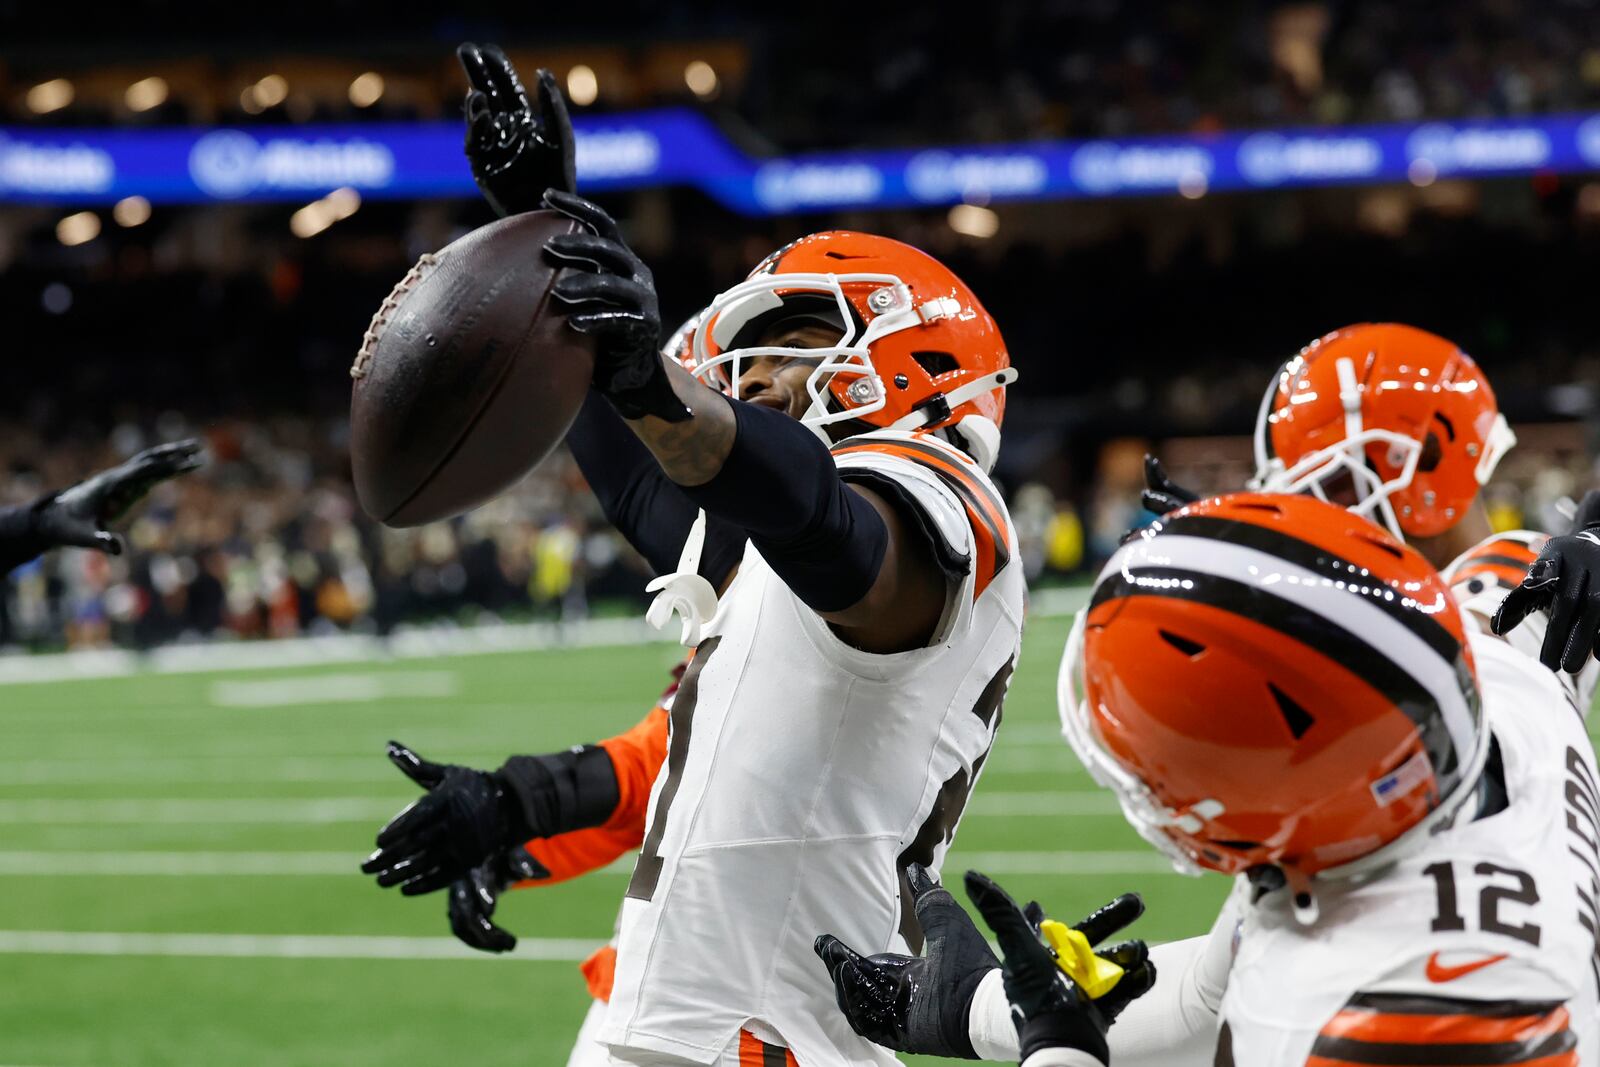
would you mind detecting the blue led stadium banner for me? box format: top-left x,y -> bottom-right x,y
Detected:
5,109 -> 1600,213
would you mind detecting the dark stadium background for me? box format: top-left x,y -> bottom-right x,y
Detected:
3,1 -> 1596,648
0,7 -> 1596,1065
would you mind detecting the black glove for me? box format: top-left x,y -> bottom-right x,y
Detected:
21,438 -> 205,557
361,740 -> 619,896
814,863 -> 1003,1058
447,846 -> 550,953
457,43 -> 575,217
543,190 -> 692,422
1493,492 -> 1600,673
964,872 -> 1155,1067
1142,454 -> 1200,516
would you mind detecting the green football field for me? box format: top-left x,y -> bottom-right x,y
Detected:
0,611 -> 1593,1067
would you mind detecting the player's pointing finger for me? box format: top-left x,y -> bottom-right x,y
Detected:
1071,891 -> 1144,946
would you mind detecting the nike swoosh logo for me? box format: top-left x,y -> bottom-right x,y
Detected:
1426,951 -> 1509,982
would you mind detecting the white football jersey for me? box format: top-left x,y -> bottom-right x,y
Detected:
1445,530 -> 1597,715
598,430 -> 1026,1066
1219,633 -> 1600,1066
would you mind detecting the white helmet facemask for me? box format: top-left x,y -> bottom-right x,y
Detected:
1059,605 -> 1210,878
1248,356 -> 1515,541
689,272 -> 929,441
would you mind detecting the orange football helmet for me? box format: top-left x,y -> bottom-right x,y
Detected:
687,231 -> 1017,469
1249,324 -> 1516,540
1061,492 -> 1487,916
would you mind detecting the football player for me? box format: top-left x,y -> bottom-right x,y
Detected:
1154,322 -> 1596,708
362,43 -> 1030,1066
0,439 -> 204,574
823,493 -> 1598,1064
1492,491 -> 1600,685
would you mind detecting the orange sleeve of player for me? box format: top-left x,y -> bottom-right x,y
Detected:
512,703 -> 670,887
1306,992 -> 1576,1066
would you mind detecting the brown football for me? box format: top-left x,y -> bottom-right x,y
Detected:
349,210 -> 595,527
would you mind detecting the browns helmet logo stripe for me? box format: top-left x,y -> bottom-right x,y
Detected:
1091,527 -> 1480,784
1091,565 -> 1468,789
1159,513 -> 1466,659
833,435 -> 1011,599
1308,992 -> 1576,1066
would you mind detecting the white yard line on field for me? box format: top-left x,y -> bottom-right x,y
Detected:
0,798 -> 405,824
949,850 -> 1181,875
0,851 -> 360,875
0,791 -> 1118,825
0,757 -> 505,785
207,671 -> 458,707
965,791 -> 1120,816
0,849 -> 1173,878
0,930 -> 599,962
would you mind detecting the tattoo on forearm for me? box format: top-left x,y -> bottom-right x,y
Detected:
630,366 -> 737,487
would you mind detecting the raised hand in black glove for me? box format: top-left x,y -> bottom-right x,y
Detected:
543,190 -> 692,422
1493,489 -> 1600,673
1141,454 -> 1200,516
814,863 -> 1004,1058
26,439 -> 204,557
361,740 -> 618,897
457,42 -> 575,217
448,846 -> 550,953
964,872 -> 1155,1067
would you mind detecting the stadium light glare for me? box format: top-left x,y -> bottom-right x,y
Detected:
290,200 -> 335,239
290,188 -> 359,238
112,196 -> 152,228
254,74 -> 289,108
325,187 -> 361,220
125,77 -> 169,113
26,79 -> 73,114
56,211 -> 101,247
947,204 -> 999,238
567,65 -> 598,106
684,60 -> 720,99
349,72 -> 385,108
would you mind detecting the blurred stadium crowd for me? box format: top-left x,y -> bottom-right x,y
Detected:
5,1 -> 1600,145
5,0 -> 1598,650
1,405 -> 1592,653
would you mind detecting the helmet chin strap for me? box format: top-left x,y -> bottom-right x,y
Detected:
886,368 -> 1019,433
885,368 -> 1018,471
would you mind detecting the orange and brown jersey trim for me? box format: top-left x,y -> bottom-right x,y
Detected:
738,1031 -> 799,1066
832,435 -> 1011,599
1307,992 -> 1576,1066
1447,534 -> 1548,594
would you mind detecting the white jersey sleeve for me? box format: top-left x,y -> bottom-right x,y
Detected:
831,429 -> 1014,641
1219,634 -> 1600,1066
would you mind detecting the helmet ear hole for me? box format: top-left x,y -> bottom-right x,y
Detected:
1417,431 -> 1443,473
1267,683 -> 1315,740
911,351 -> 959,377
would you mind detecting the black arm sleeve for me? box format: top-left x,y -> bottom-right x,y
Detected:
0,503 -> 47,576
567,389 -> 744,587
494,745 -> 621,839
680,398 -> 888,614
